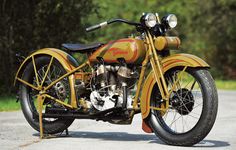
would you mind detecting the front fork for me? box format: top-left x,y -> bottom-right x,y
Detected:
146,33 -> 169,100
141,32 -> 187,112
130,32 -> 169,116
143,32 -> 170,111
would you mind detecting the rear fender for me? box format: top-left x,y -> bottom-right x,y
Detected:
140,53 -> 209,119
14,48 -> 79,86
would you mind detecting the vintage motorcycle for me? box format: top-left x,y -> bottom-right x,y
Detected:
15,13 -> 218,146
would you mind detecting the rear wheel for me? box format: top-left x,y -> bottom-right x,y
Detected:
148,68 -> 218,146
19,56 -> 74,134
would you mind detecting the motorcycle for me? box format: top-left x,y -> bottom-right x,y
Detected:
15,13 -> 218,146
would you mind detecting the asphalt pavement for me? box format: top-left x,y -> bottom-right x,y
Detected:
0,90 -> 235,150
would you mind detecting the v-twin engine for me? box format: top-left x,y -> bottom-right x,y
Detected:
89,64 -> 138,111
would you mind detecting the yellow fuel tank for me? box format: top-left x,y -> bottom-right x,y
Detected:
89,38 -> 146,64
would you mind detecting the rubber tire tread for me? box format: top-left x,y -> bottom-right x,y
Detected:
19,56 -> 74,134
148,68 -> 218,146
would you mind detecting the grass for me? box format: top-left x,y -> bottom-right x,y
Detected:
0,80 -> 235,112
0,96 -> 21,112
215,80 -> 236,90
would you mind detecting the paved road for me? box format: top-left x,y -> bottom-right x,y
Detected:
0,90 -> 235,150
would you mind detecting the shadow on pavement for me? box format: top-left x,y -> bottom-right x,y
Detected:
33,131 -> 229,148
33,131 -> 161,142
194,140 -> 230,148
150,138 -> 230,148
69,131 -> 161,142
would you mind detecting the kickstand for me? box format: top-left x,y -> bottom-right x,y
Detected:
65,128 -> 69,136
58,128 -> 69,137
37,95 -> 45,139
37,95 -> 70,139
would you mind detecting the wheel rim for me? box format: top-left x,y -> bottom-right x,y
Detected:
152,68 -> 204,134
25,57 -> 70,122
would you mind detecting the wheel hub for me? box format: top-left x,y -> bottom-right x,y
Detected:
171,88 -> 194,115
54,81 -> 67,100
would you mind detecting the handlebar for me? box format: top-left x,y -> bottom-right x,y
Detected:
86,22 -> 108,32
86,19 -> 141,32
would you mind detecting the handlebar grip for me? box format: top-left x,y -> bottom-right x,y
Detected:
86,24 -> 100,32
86,21 -> 108,32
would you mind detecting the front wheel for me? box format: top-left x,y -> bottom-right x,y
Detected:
148,68 -> 218,146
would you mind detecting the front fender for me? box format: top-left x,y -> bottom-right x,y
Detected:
14,48 -> 79,86
140,53 -> 209,119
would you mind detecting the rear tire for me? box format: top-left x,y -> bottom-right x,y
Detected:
148,68 -> 218,146
19,56 -> 74,134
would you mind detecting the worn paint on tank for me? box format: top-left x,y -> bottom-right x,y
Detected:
89,38 -> 146,64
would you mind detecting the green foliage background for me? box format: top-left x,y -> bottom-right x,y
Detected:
0,0 -> 235,96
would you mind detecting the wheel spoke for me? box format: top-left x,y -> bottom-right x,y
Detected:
169,115 -> 182,127
32,56 -> 40,87
193,102 -> 203,109
155,68 -> 205,134
170,110 -> 177,128
190,80 -> 196,91
184,115 -> 190,131
168,67 -> 187,95
187,114 -> 200,119
183,78 -> 194,89
41,57 -> 54,86
180,80 -> 195,101
37,70 -> 43,83
192,90 -> 202,100
17,78 -> 39,91
181,115 -> 184,132
163,109 -> 170,121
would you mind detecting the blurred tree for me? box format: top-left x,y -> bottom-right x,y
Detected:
158,0 -> 236,79
0,0 -> 95,95
192,0 -> 236,79
85,0 -> 156,42
87,0 -> 236,79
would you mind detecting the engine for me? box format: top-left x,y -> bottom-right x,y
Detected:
89,64 -> 138,111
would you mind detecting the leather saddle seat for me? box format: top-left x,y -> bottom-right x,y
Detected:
62,43 -> 103,53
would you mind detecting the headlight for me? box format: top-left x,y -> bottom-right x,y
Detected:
162,14 -> 177,29
144,13 -> 157,28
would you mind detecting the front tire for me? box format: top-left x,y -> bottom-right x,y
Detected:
148,68 -> 218,146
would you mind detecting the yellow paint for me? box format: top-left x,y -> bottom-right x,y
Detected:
14,32 -> 211,130
44,94 -> 73,109
14,48 -> 76,86
40,57 -> 54,87
32,55 -> 40,87
44,62 -> 88,91
132,47 -> 149,110
147,32 -> 169,100
41,62 -> 89,108
162,53 -> 209,72
69,75 -> 77,108
16,77 -> 39,91
154,36 -> 180,51
75,72 -> 91,83
89,38 -> 146,64
37,95 -> 45,139
14,48 -> 82,109
167,66 -> 187,99
140,53 -> 209,119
